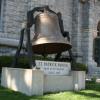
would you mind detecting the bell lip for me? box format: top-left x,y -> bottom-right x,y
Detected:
32,43 -> 72,54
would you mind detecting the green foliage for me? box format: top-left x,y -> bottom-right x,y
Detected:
0,56 -> 88,71
0,56 -> 13,67
71,62 -> 87,71
0,56 -> 28,69
86,81 -> 100,91
0,55 -> 53,70
91,76 -> 96,84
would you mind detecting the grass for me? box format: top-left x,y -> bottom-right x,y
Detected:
0,82 -> 100,100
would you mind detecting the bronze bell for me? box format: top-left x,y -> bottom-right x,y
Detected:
32,10 -> 72,54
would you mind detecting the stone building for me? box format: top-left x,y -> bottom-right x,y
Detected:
0,0 -> 100,74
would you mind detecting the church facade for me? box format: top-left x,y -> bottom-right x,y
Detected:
0,0 -> 100,73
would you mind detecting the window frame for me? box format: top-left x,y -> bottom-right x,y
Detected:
0,0 -> 4,32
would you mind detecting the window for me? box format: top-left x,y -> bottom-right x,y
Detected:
0,0 -> 3,31
0,0 -> 2,19
93,21 -> 100,67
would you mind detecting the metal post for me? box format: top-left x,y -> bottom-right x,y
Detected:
12,24 -> 36,68
12,29 -> 24,67
25,27 -> 36,68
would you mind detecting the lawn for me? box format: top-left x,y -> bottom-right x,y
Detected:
0,82 -> 100,100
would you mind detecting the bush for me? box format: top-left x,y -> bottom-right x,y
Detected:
0,55 -> 54,70
71,62 -> 87,71
0,56 -> 29,69
0,56 -> 88,71
0,56 -> 13,67
86,81 -> 100,90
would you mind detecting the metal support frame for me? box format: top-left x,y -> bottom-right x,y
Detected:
55,12 -> 73,62
12,29 -> 24,67
12,27 -> 36,68
12,6 -> 50,68
25,28 -> 36,68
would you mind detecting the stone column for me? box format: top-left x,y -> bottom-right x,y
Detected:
72,0 -> 83,62
88,0 -> 97,71
81,1 -> 90,64
81,0 -> 97,73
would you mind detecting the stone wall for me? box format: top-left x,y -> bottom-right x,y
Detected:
0,0 -> 73,40
29,0 -> 73,35
1,0 -> 73,38
93,0 -> 100,31
3,0 -> 28,35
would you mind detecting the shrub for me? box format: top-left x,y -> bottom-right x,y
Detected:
0,56 -> 13,67
0,55 -> 53,70
71,62 -> 87,71
91,76 -> 96,83
0,56 -> 88,71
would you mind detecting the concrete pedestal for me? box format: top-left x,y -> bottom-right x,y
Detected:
1,68 -> 43,96
72,71 -> 85,91
1,67 -> 85,96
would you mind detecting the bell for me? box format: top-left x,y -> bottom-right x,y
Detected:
32,10 -> 72,54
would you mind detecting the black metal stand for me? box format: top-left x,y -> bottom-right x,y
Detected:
54,31 -> 73,62
12,27 -> 36,68
54,12 -> 73,62
25,28 -> 36,68
12,29 -> 24,67
54,49 -> 73,62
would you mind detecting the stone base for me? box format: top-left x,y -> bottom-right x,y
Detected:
1,68 -> 43,96
1,67 -> 86,96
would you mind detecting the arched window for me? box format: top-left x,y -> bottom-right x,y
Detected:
97,21 -> 100,36
93,21 -> 100,67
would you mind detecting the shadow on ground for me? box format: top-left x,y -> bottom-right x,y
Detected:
0,85 -> 100,100
0,86 -> 54,100
74,91 -> 100,98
